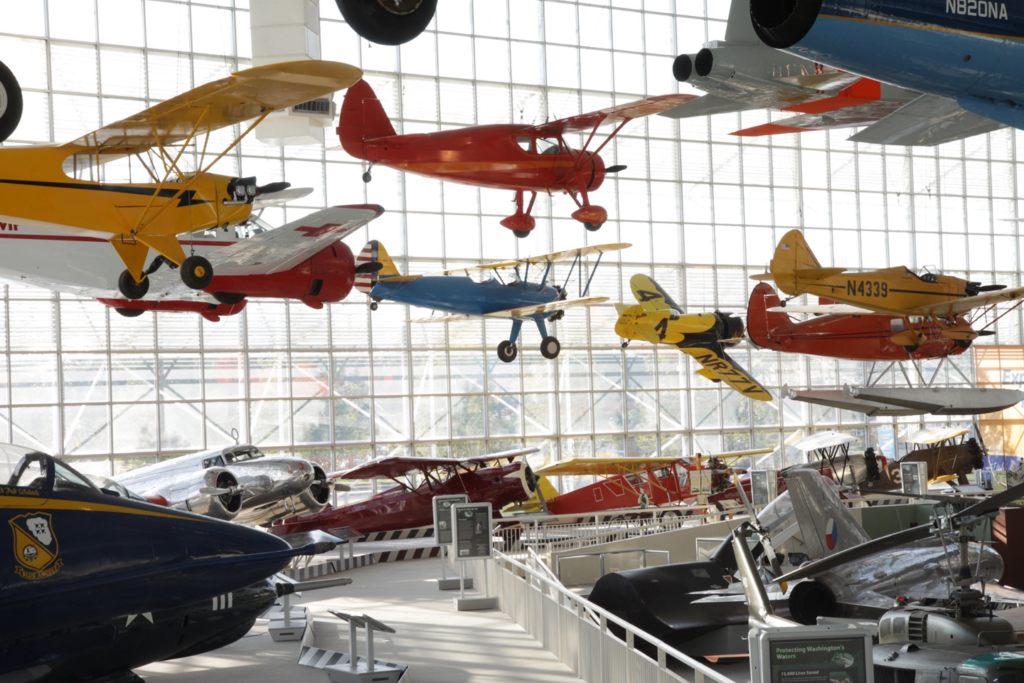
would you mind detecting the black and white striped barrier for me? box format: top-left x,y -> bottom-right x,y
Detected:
357,526 -> 434,542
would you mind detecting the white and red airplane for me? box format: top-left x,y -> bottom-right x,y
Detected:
0,204 -> 384,320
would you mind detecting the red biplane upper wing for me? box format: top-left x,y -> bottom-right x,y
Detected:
460,447 -> 540,467
527,94 -> 697,136
330,456 -> 458,480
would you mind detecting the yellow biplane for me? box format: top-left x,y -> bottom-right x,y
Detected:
754,229 -> 1024,352
615,273 -> 772,401
0,60 -> 361,300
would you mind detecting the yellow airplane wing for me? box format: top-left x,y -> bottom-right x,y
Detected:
908,285 -> 1024,318
535,457 -> 681,477
681,345 -> 773,402
630,273 -> 683,312
483,296 -> 608,319
697,448 -> 774,461
64,61 -> 362,156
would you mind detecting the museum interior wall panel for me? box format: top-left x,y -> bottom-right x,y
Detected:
0,0 -> 1021,497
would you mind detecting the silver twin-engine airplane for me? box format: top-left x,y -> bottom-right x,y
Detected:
114,444 -> 345,527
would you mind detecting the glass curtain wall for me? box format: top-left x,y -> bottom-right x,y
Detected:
0,0 -> 1020,492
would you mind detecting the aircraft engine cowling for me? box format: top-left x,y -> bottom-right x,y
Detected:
164,468 -> 243,521
203,241 -> 356,309
749,0 -> 824,50
234,465 -> 333,527
581,151 -> 607,194
787,579 -> 838,625
672,54 -> 698,82
693,48 -> 735,81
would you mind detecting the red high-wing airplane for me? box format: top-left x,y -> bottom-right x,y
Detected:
337,79 -> 695,237
271,449 -> 540,537
746,283 -> 979,361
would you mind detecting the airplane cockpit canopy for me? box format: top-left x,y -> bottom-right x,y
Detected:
1,445 -> 102,496
222,445 -> 265,464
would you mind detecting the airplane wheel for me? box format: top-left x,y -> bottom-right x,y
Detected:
114,308 -> 145,318
584,222 -> 603,232
0,60 -> 23,143
512,230 -> 530,238
540,336 -> 561,359
336,0 -> 437,46
212,292 -> 246,305
621,341 -> 629,349
362,171 -> 372,183
180,255 -> 213,290
955,339 -> 972,349
903,344 -> 919,354
370,301 -> 379,311
118,270 -> 150,300
497,340 -> 518,363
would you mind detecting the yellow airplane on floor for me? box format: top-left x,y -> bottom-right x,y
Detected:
0,60 -> 362,300
615,273 -> 772,401
753,229 -> 1024,352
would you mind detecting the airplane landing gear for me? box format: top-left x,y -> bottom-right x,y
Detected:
212,292 -> 246,305
335,0 -> 438,46
497,340 -> 518,363
118,270 -> 149,300
114,308 -> 145,318
0,60 -> 24,143
540,336 -> 561,359
501,190 -> 537,236
621,340 -> 629,349
584,222 -> 603,232
180,255 -> 213,290
362,162 -> 376,184
370,301 -> 379,311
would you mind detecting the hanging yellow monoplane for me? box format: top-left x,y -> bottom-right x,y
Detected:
0,60 -> 361,300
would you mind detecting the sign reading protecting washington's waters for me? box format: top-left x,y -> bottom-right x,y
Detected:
769,636 -> 868,683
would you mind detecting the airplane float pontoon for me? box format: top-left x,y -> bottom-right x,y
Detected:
0,60 -> 361,301
354,241 -> 626,362
0,443 -> 336,680
616,273 -> 771,401
338,78 -> 694,236
273,449 -> 541,537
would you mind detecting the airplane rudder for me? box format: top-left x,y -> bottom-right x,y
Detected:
337,79 -> 396,158
746,283 -> 790,347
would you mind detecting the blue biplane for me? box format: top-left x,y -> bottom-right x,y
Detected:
354,241 -> 629,362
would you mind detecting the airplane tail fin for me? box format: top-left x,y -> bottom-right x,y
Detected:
354,241 -> 400,296
746,283 -> 794,349
724,0 -> 760,44
785,470 -> 870,560
770,229 -> 825,295
629,273 -> 683,312
337,79 -> 396,160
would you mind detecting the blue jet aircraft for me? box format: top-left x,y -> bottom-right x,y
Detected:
748,0 -> 1022,144
0,443 -> 336,682
354,241 -> 628,362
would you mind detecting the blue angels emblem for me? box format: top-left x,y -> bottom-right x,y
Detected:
10,511 -> 62,580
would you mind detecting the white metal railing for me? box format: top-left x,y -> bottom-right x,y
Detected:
555,548 -> 671,585
468,551 -> 733,683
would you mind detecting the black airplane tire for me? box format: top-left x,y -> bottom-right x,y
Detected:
0,60 -> 23,143
540,336 -> 561,359
584,222 -> 603,232
181,255 -> 214,290
955,339 -> 972,349
513,230 -> 531,238
212,292 -> 246,305
370,301 -> 379,311
336,0 -> 438,46
362,171 -> 372,183
903,344 -> 919,354
114,308 -> 145,318
497,340 -> 518,363
118,269 -> 150,300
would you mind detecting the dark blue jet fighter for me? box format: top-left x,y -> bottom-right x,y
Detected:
353,240 -> 628,362
749,0 -> 1024,144
0,444 -> 334,682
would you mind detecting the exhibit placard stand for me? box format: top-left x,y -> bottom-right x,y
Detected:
451,502 -> 498,611
750,470 -> 778,507
432,494 -> 472,591
324,610 -> 405,683
749,625 -> 874,683
901,461 -> 929,496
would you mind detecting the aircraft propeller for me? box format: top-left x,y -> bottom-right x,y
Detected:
200,483 -> 246,497
312,478 -> 351,493
605,165 -> 627,174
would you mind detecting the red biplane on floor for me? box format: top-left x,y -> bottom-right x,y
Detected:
272,448 -> 540,537
337,79 -> 695,237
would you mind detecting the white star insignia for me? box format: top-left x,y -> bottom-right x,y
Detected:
125,612 -> 154,626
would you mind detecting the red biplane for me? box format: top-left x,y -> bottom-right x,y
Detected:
747,283 -> 977,361
337,79 -> 695,237
272,448 -> 540,537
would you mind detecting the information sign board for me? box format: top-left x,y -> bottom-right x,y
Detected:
751,470 -> 778,506
432,494 -> 468,546
751,626 -> 873,683
900,461 -> 928,496
692,469 -> 713,495
451,502 -> 492,561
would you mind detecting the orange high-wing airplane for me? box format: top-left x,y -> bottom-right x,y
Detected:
336,79 -> 695,237
0,60 -> 361,302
